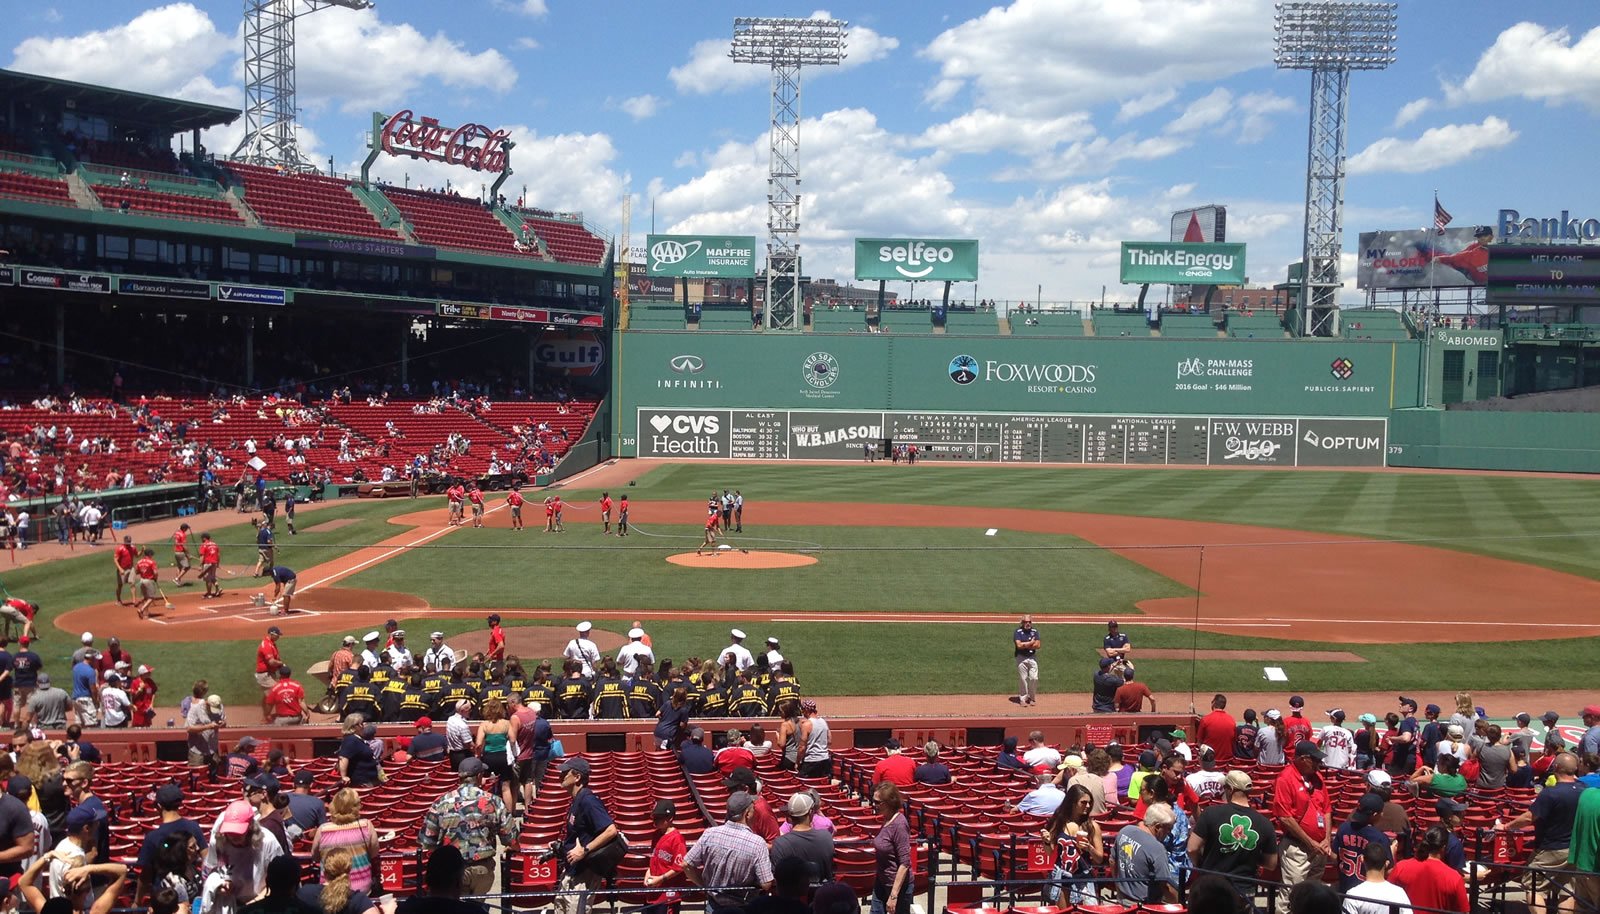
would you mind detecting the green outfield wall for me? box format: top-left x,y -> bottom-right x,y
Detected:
1387,409 -> 1600,473
612,331 -> 1425,466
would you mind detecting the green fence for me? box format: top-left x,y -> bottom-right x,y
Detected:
613,330 -> 1424,458
1387,409 -> 1600,473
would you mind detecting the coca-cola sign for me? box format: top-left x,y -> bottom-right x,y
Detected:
379,109 -> 511,173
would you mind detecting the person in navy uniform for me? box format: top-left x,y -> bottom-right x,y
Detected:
1013,615 -> 1040,706
1101,621 -> 1132,664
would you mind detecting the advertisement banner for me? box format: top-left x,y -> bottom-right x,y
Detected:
637,409 -> 733,457
1356,228 -> 1485,289
645,235 -> 758,278
118,277 -> 212,300
217,284 -> 286,306
533,330 -> 604,376
628,263 -> 677,297
1120,242 -> 1246,285
0,265 -> 14,286
1488,244 -> 1600,303
295,236 -> 436,260
19,269 -> 111,294
787,410 -> 887,460
854,238 -> 979,282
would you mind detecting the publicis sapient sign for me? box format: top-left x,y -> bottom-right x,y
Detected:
1120,242 -> 1247,285
854,238 -> 979,282
379,109 -> 511,172
645,235 -> 758,278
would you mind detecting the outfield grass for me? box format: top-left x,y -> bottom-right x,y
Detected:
11,463 -> 1600,707
560,464 -> 1600,579
337,524 -> 1191,613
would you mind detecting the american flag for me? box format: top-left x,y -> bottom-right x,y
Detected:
1434,196 -> 1453,235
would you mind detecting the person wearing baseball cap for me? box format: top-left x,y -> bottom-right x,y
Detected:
1355,713 -> 1381,769
1331,794 -> 1392,891
1271,741 -> 1332,912
1318,709 -> 1356,771
721,629 -> 755,672
770,791 -> 832,885
564,622 -> 600,677
1581,705 -> 1600,757
644,798 -> 688,910
1418,703 -> 1445,767
418,756 -> 518,896
1360,769 -> 1411,840
1283,696 -> 1314,748
1191,769 -> 1279,902
546,755 -> 620,910
408,716 -> 447,763
1389,697 -> 1421,776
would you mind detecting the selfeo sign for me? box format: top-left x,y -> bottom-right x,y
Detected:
854,238 -> 979,282
1120,242 -> 1247,285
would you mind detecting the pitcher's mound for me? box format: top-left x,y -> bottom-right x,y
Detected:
667,550 -> 818,569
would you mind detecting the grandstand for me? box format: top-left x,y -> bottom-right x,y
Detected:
1340,307 -> 1415,341
1007,312 -> 1088,336
1089,310 -> 1153,337
1157,312 -> 1223,339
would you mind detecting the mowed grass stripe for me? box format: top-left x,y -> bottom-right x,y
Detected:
335,524 -> 1193,614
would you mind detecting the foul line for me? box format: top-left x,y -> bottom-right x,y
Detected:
300,502 -> 510,592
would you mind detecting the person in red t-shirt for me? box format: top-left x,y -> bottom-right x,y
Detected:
486,614 -> 506,664
1271,740 -> 1333,914
467,484 -> 486,528
256,625 -> 284,696
263,666 -> 307,725
171,523 -> 193,587
600,492 -> 613,535
506,487 -> 525,531
542,495 -> 556,533
1197,694 -> 1238,763
551,495 -> 564,532
1285,696 -> 1315,745
696,506 -> 718,556
446,484 -> 464,527
1391,826 -> 1469,913
113,535 -> 137,606
1113,667 -> 1155,712
714,729 -> 757,778
643,799 -> 687,914
129,664 -> 158,727
132,547 -> 162,620
872,739 -> 917,787
0,598 -> 37,643
198,532 -> 223,599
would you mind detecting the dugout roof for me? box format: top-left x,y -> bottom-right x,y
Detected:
0,69 -> 240,132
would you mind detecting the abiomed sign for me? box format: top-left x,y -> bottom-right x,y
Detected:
645,235 -> 758,278
1120,242 -> 1247,285
855,239 -> 979,282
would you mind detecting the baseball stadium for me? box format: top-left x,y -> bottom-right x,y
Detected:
1,3 -> 1600,914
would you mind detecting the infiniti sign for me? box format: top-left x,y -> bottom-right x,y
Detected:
669,355 -> 705,373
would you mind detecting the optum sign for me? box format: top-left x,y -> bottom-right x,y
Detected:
855,238 -> 979,282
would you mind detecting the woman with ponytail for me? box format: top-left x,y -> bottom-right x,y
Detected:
298,847 -> 379,914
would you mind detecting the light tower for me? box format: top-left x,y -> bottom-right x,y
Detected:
731,16 -> 846,330
1274,1 -> 1397,336
232,0 -> 373,170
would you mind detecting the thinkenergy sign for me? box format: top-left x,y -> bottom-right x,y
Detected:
1120,242 -> 1247,285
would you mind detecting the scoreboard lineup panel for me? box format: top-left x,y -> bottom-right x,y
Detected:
635,408 -> 1388,467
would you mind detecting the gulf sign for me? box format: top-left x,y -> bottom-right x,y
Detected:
534,331 -> 604,376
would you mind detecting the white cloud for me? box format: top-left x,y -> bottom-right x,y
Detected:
1347,117 -> 1518,175
295,7 -> 516,112
1234,92 -> 1294,143
1444,22 -> 1600,111
493,0 -> 548,16
1393,98 -> 1431,128
618,95 -> 663,121
9,3 -> 232,102
1115,89 -> 1178,123
914,108 -> 1093,155
920,0 -> 1274,117
669,12 -> 897,95
1019,132 -> 1190,180
671,150 -> 698,169
513,37 -> 541,51
1165,88 -> 1233,134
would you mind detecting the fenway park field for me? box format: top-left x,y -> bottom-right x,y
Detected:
15,459 -> 1600,714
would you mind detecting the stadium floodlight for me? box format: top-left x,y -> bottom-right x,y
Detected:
731,16 -> 846,331
232,0 -> 374,170
1274,1 -> 1398,337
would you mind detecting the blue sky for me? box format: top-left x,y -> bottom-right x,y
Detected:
4,1 -> 1598,304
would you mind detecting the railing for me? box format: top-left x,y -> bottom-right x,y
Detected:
1506,323 -> 1600,343
78,162 -> 213,191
